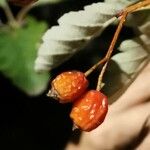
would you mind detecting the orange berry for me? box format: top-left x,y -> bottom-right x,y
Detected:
47,71 -> 88,103
70,90 -> 108,132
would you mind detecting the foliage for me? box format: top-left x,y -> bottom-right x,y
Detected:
0,17 -> 49,95
0,0 -> 149,97
35,0 -> 150,101
0,0 -> 5,6
0,0 -> 66,95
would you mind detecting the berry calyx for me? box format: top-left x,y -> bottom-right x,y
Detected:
70,90 -> 108,132
47,71 -> 88,103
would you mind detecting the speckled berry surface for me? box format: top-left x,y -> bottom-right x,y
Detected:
70,90 -> 108,131
48,71 -> 88,103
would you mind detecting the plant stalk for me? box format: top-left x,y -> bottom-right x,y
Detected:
3,1 -> 18,27
84,0 -> 150,91
125,0 -> 150,14
96,0 -> 150,91
17,2 -> 35,24
96,12 -> 128,91
85,0 -> 150,76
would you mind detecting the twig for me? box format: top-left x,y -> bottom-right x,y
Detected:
84,57 -> 107,77
116,0 -> 150,17
134,4 -> 150,12
96,0 -> 150,91
84,17 -> 118,76
96,12 -> 127,91
125,0 -> 150,14
84,0 -> 150,90
17,2 -> 35,24
3,1 -> 16,25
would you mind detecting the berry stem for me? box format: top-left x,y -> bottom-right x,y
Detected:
3,1 -> 19,28
85,0 -> 150,78
116,0 -> 150,17
125,0 -> 150,14
96,12 -> 127,91
84,57 -> 107,77
96,0 -> 150,91
17,2 -> 36,24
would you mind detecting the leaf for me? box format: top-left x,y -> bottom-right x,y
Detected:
105,0 -> 139,6
103,35 -> 149,103
0,17 -> 49,95
103,60 -> 131,102
0,0 -> 6,6
139,21 -> 150,36
34,0 -> 149,72
104,58 -> 149,104
125,9 -> 150,27
35,2 -> 123,72
111,37 -> 149,74
105,0 -> 150,28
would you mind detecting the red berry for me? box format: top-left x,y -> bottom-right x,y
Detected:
70,90 -> 108,132
47,71 -> 88,103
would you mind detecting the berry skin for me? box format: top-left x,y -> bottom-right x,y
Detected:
70,90 -> 108,132
47,71 -> 88,103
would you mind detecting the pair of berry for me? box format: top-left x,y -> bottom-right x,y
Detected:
48,71 -> 108,132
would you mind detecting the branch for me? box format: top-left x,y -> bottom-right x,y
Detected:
3,1 -> 16,26
96,0 -> 150,91
17,2 -> 37,24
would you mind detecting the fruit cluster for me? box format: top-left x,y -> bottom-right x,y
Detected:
47,71 -> 108,132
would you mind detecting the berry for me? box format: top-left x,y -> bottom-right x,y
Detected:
70,90 -> 108,132
47,71 -> 88,103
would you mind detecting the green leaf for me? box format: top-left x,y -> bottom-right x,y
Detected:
0,17 -> 49,95
0,0 -> 5,6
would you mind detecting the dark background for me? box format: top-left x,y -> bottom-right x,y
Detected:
0,0 -> 134,150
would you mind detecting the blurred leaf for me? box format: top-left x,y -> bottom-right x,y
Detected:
0,0 -> 5,6
0,17 -> 49,95
35,0 -> 65,6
